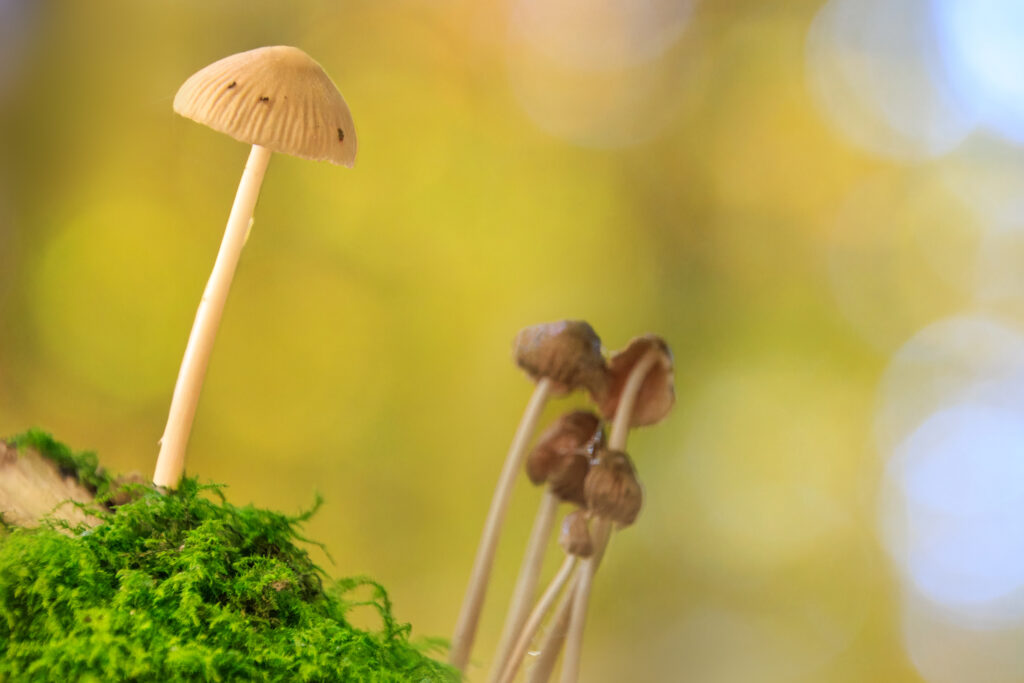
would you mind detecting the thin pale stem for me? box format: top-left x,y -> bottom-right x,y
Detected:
560,348 -> 662,682
526,586 -> 572,682
609,348 -> 661,451
498,555 -> 577,683
490,490 -> 561,681
450,378 -> 554,673
153,144 -> 273,488
560,519 -> 612,683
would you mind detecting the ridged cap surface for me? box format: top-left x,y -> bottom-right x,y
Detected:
583,448 -> 643,527
513,320 -> 609,396
174,46 -> 357,167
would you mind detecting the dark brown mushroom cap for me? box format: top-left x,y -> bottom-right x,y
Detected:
525,410 -> 603,485
559,509 -> 594,558
547,450 -> 590,506
514,321 -> 609,396
597,335 -> 675,428
174,46 -> 357,167
583,448 -> 643,527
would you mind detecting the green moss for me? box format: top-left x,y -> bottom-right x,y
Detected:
0,432 -> 457,682
9,428 -> 111,496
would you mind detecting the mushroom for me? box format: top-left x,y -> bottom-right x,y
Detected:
495,508 -> 594,683
152,46 -> 357,488
489,411 -> 602,681
524,410 -> 602,489
545,448 -> 591,508
562,335 -> 674,683
559,508 -> 594,558
582,448 -> 643,528
543,450 -> 645,683
449,321 -> 608,673
514,321 -> 609,399
598,335 -> 675,448
497,548 -> 579,683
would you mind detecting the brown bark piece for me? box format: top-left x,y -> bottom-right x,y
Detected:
0,441 -> 101,529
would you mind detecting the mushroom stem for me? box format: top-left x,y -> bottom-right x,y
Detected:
560,348 -> 662,682
153,144 -> 273,488
526,585 -> 573,682
450,377 -> 554,672
490,489 -> 561,681
559,519 -> 612,683
497,554 -> 577,683
608,347 -> 662,451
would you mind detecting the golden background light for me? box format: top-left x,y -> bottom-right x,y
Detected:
3,1 -> 1024,681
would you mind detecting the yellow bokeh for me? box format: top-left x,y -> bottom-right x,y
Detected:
2,2 -> 1018,681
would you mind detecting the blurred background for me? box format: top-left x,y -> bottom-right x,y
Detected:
2,0 -> 1024,680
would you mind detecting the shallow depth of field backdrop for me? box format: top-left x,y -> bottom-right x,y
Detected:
3,1 -> 1024,681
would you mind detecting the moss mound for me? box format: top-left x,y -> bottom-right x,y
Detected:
0,431 -> 456,682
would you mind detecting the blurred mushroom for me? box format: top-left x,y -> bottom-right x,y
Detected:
559,509 -> 594,558
515,320 -> 609,398
153,46 -> 357,488
525,410 -> 602,487
546,449 -> 591,508
450,322 -> 608,673
598,335 -> 674,446
497,509 -> 597,683
583,449 -> 643,528
497,548 -> 579,683
490,411 -> 602,680
563,335 -> 673,683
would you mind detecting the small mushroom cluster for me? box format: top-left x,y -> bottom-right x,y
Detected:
448,321 -> 674,683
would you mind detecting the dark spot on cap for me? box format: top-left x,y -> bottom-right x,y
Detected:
226,81 -> 236,89
337,128 -> 345,142
258,95 -> 270,103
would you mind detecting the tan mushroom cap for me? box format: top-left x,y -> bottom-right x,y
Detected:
513,320 -> 609,397
583,448 -> 643,527
174,46 -> 357,167
598,334 -> 675,428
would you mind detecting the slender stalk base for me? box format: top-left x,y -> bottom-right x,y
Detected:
449,378 -> 554,672
153,144 -> 273,488
560,519 -> 611,683
498,555 -> 577,683
526,589 -> 572,682
490,490 -> 561,681
559,348 -> 662,682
